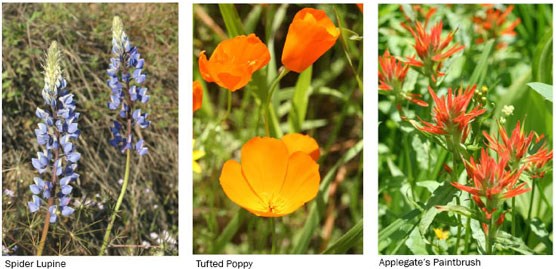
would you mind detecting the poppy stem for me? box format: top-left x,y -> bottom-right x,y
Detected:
263,68 -> 289,137
221,90 -> 232,122
270,218 -> 276,254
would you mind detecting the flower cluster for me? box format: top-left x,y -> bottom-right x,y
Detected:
379,50 -> 427,107
473,5 -> 521,49
417,86 -> 486,145
402,19 -> 464,82
28,41 -> 79,223
107,16 -> 149,156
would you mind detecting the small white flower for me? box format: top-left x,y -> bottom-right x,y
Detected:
502,105 -> 514,116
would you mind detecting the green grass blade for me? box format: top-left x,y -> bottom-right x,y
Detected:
532,29 -> 553,84
468,39 -> 494,87
322,219 -> 363,254
211,210 -> 244,253
219,4 -> 245,37
292,140 -> 363,253
288,66 -> 313,133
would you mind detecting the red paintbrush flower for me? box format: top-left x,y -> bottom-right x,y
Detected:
402,20 -> 464,82
525,146 -> 553,179
473,5 -> 521,49
379,50 -> 428,107
400,4 -> 437,27
418,86 -> 485,142
483,121 -> 534,163
451,149 -> 529,201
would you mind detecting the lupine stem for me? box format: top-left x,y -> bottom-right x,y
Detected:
37,111 -> 61,256
100,148 -> 132,255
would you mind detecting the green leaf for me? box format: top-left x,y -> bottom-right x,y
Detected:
322,219 -> 363,254
292,140 -> 363,254
470,219 -> 486,254
288,66 -> 313,133
527,82 -> 553,103
211,210 -> 244,253
495,231 -> 534,255
435,205 -> 478,220
405,227 -> 429,255
530,218 -> 553,253
218,4 -> 245,37
532,29 -> 552,84
468,39 -> 494,87
378,209 -> 420,252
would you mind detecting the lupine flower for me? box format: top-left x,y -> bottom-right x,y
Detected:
219,133 -> 320,217
473,5 -> 520,49
379,50 -> 427,107
27,41 -> 79,222
418,86 -> 485,143
107,16 -> 150,156
402,20 -> 464,82
199,34 -> 270,92
281,8 -> 340,73
193,80 -> 203,112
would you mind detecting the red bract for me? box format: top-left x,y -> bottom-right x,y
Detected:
525,146 -> 553,179
483,121 -> 534,163
379,50 -> 408,91
418,86 -> 485,142
451,149 -> 529,200
402,20 -> 464,81
473,5 -> 521,49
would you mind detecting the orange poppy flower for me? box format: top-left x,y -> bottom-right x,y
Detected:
193,80 -> 203,112
473,5 -> 520,49
418,86 -> 485,142
199,34 -> 270,92
219,133 -> 320,217
356,4 -> 363,13
282,8 -> 340,73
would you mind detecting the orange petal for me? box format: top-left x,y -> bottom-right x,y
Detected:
277,152 -> 320,215
219,160 -> 267,213
193,80 -> 203,112
240,137 -> 289,199
198,51 -> 213,83
282,8 -> 339,73
281,133 -> 320,161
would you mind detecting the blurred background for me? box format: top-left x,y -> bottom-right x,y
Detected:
193,4 -> 363,254
2,3 -> 178,255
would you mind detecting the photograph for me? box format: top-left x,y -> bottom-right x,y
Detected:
2,3 -> 178,255
193,3 -> 363,254
378,4 -> 553,255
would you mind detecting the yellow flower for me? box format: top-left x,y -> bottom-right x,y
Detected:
433,228 -> 449,240
219,133 -> 320,217
193,140 -> 205,174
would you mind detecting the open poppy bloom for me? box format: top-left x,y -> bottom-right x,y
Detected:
193,80 -> 203,112
379,50 -> 427,107
220,133 -> 320,217
418,86 -> 485,142
199,34 -> 270,91
403,20 -> 464,82
282,8 -> 340,73
473,5 -> 520,49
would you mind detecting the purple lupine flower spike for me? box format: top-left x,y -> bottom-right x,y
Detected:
107,16 -> 150,155
27,41 -> 79,222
